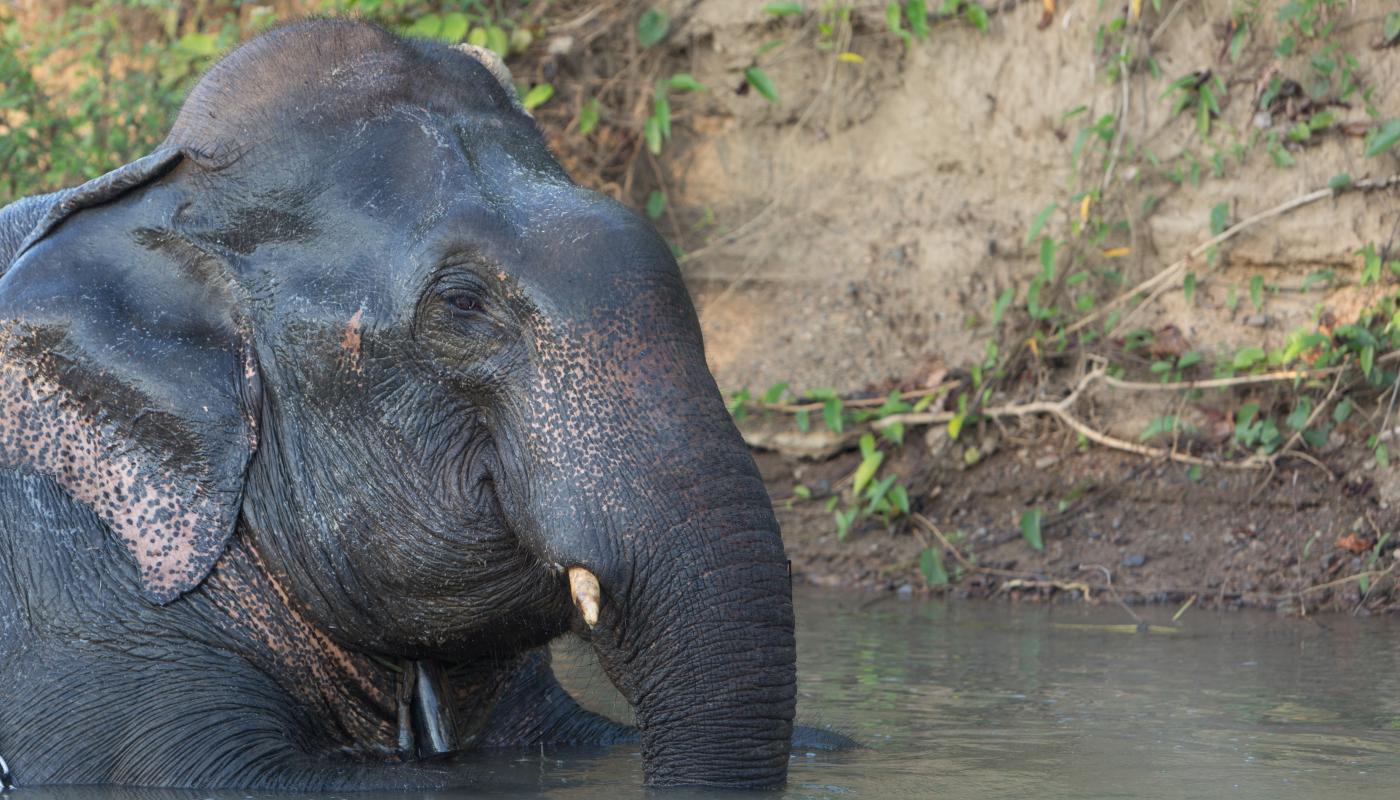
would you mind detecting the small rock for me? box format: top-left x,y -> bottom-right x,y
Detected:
1241,314 -> 1270,327
1123,553 -> 1148,568
1034,454 -> 1060,469
1253,111 -> 1272,129
1182,531 -> 1195,544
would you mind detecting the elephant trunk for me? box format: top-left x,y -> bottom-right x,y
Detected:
505,359 -> 797,786
496,221 -> 798,785
589,510 -> 796,787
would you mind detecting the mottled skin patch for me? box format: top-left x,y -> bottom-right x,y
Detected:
339,307 -> 365,373
201,535 -> 396,750
0,337 -> 227,601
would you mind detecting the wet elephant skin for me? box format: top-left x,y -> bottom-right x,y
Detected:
0,19 -> 814,790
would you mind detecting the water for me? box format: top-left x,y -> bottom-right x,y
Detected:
18,589 -> 1400,799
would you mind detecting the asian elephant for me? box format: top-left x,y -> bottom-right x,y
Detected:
0,18 -> 830,791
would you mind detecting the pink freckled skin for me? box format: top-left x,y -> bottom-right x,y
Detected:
0,352 -> 225,602
339,308 -> 365,374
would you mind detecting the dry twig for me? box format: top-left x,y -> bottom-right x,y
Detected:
1066,174 -> 1400,337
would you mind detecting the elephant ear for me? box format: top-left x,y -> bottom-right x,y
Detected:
0,149 -> 259,604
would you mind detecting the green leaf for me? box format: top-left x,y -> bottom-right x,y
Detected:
521,83 -> 554,111
865,474 -> 897,511
1184,271 -> 1197,304
745,67 -> 780,104
889,484 -> 910,516
1232,346 -> 1266,370
793,484 -> 812,499
467,26 -> 489,48
485,26 -> 509,57
1249,275 -> 1264,310
881,421 -> 906,445
1020,509 -> 1044,552
1235,402 -> 1260,432
992,287 -> 1014,325
645,190 -> 667,219
1377,442 -> 1391,469
908,0 -> 929,39
1333,398 -> 1353,425
822,398 -> 844,433
667,73 -> 707,92
1229,24 -> 1247,62
644,116 -> 663,154
756,38 -> 785,56
834,507 -> 857,540
1328,172 -> 1352,190
919,547 -> 949,586
1364,119 -> 1400,158
795,409 -> 811,432
1361,345 -> 1375,378
761,382 -> 789,404
1285,397 -> 1313,431
440,12 -> 469,43
1303,426 -> 1330,449
1209,201 -> 1229,235
948,411 -> 966,440
404,15 -> 442,40
177,32 -> 220,57
964,3 -> 989,33
653,94 -> 672,139
885,2 -> 905,34
1386,12 -> 1400,44
859,432 -> 877,459
1038,236 -> 1056,281
578,98 -> 601,135
1139,416 -> 1180,442
637,8 -> 670,48
763,1 -> 805,14
852,450 -> 884,497
1026,203 -> 1057,244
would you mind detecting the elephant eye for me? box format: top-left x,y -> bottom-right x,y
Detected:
445,291 -> 485,317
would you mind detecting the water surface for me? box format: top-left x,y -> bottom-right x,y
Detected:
20,589 -> 1400,799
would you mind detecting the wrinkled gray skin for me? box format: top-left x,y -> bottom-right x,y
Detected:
0,19 -> 846,791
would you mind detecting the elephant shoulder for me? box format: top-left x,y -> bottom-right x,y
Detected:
0,191 -> 69,276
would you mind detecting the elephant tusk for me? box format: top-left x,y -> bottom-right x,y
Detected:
568,567 -> 601,628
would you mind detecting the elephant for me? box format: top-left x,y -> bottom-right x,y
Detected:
0,18 -> 843,791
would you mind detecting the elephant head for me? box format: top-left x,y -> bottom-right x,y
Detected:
0,20 -> 795,788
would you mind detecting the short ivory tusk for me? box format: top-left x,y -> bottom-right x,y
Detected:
568,567 -> 601,628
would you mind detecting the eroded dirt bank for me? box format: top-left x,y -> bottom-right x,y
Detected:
607,1 -> 1400,612
761,445 -> 1400,613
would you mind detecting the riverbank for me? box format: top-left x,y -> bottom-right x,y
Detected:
761,441 -> 1400,614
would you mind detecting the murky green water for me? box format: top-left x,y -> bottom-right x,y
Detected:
19,589 -> 1400,799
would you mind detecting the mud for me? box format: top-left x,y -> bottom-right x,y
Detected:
759,442 -> 1400,613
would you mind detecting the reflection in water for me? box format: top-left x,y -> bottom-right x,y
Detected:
18,590 -> 1400,799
